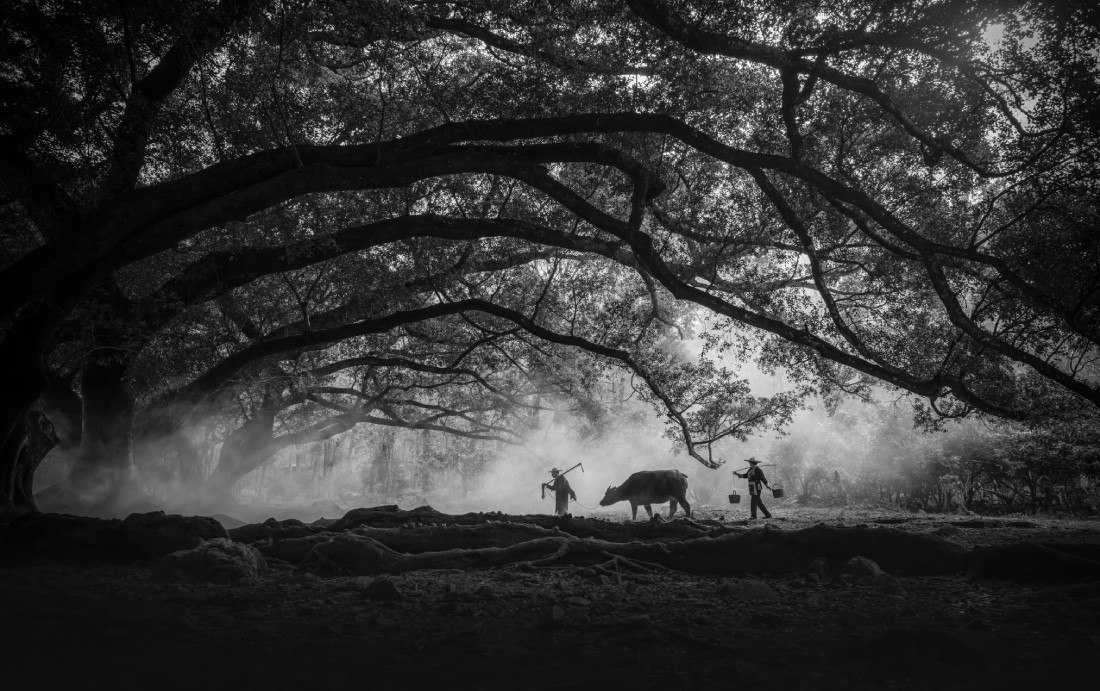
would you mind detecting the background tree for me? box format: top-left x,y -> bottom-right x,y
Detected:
2,0 -> 1098,515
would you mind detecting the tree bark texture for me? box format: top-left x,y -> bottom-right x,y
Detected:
0,411 -> 58,514
69,358 -> 136,490
206,413 -> 276,492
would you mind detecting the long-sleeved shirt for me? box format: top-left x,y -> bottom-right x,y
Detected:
545,476 -> 576,502
740,467 -> 768,495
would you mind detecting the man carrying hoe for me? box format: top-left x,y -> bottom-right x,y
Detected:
543,467 -> 577,516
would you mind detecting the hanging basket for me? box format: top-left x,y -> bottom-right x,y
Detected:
728,492 -> 741,504
771,484 -> 785,499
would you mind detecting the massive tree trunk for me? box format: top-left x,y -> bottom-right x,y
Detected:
204,407 -> 357,501
206,410 -> 277,495
132,427 -> 208,490
0,374 -> 80,516
0,317 -> 54,504
38,379 -> 83,453
201,384 -> 284,508
0,411 -> 59,515
55,357 -> 145,514
1,419 -> 31,515
171,433 -> 208,487
14,412 -> 60,511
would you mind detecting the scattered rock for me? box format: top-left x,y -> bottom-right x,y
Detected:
228,517 -> 316,544
802,557 -> 830,581
965,619 -> 994,632
475,585 -> 496,600
720,579 -> 780,603
362,576 -> 403,601
301,533 -> 399,575
876,575 -> 906,595
210,513 -> 246,529
539,605 -> 566,628
274,571 -> 321,587
121,511 -> 228,554
258,534 -> 334,563
841,556 -> 886,581
151,538 -> 267,585
309,499 -> 345,521
876,575 -> 907,595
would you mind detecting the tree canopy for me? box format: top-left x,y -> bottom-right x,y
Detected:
1,0 -> 1098,514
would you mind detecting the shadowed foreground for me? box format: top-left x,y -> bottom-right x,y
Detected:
2,506 -> 1098,690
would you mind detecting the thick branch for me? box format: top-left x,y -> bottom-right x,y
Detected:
99,0 -> 257,198
423,16 -> 654,76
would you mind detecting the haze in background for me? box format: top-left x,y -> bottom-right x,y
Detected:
32,326 -> 935,524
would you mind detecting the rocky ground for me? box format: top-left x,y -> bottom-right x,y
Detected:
2,504 -> 1099,690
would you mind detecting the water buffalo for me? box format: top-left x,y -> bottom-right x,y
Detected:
599,469 -> 690,520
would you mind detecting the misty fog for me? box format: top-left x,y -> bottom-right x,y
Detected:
41,327 -> 966,526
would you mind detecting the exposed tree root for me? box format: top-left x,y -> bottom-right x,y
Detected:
1,511 -> 228,562
7,507 -> 1100,583
522,541 -> 673,584
293,524 -> 970,577
232,505 -> 721,544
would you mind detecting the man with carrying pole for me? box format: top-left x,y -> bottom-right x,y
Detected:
542,463 -> 582,516
734,457 -> 773,519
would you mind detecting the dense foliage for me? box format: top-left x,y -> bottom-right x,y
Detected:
1,0 -> 1098,514
770,400 -> 1100,514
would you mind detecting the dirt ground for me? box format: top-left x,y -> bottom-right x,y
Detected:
3,504 -> 1099,691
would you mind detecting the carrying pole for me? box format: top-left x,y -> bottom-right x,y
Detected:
732,463 -> 776,474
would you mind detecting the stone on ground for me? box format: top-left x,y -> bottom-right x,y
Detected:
841,555 -> 886,581
152,538 -> 267,585
720,579 -> 780,603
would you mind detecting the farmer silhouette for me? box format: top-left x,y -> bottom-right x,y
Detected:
543,468 -> 577,516
734,457 -> 773,519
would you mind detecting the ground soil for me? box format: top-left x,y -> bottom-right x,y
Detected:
3,504 -> 1099,690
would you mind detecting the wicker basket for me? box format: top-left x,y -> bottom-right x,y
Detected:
771,484 -> 785,499
728,492 -> 741,504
